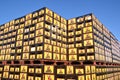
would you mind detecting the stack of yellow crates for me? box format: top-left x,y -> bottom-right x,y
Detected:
0,7 -> 120,80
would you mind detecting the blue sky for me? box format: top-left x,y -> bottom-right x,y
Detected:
0,0 -> 120,40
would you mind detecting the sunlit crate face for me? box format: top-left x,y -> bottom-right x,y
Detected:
61,17 -> 67,24
35,77 -> 42,80
30,54 -> 36,59
61,54 -> 67,60
23,46 -> 29,52
20,73 -> 27,80
16,41 -> 22,47
39,9 -> 44,15
54,19 -> 60,26
66,66 -> 74,74
28,76 -> 34,80
33,12 -> 38,18
20,66 -> 28,72
10,20 -> 15,26
75,68 -> 84,74
61,48 -> 66,54
45,8 -> 53,17
76,43 -> 82,48
69,48 -> 77,54
68,24 -> 76,30
17,34 -> 23,40
36,29 -> 43,36
3,72 -> 9,78
87,55 -> 95,60
75,30 -> 82,35
61,23 -> 67,30
35,36 -> 43,44
85,21 -> 92,27
77,17 -> 84,23
36,22 -> 44,29
36,54 -> 43,59
29,33 -> 35,38
14,75 -> 19,79
45,31 -> 51,37
69,55 -> 77,61
4,66 -> 10,71
83,33 -> 93,40
84,40 -> 93,46
83,27 -> 93,33
57,78 -> 65,80
57,68 -> 65,74
5,55 -> 10,60
44,38 -> 50,44
78,75 -> 85,80
22,53 -> 29,60
53,53 -> 60,60
44,74 -> 54,80
35,68 -> 42,74
85,15 -> 92,21
86,75 -> 91,80
44,52 -> 52,59
25,20 -> 31,26
68,18 -> 76,24
44,44 -> 52,52
9,74 -> 14,79
54,13 -> 60,21
45,15 -> 53,23
0,67 -> 3,71
68,38 -> 74,42
85,66 -> 91,74
38,17 -> 44,22
44,65 -> 54,73
68,32 -> 74,37
87,48 -> 94,53
53,46 -> 60,53
26,13 -> 32,20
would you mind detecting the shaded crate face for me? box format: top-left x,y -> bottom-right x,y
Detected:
44,74 -> 54,80
44,65 -> 54,73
